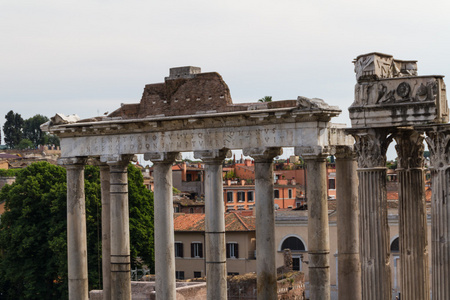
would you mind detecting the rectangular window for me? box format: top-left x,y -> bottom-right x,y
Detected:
227,191 -> 234,203
226,243 -> 239,258
193,271 -> 202,278
274,189 -> 280,199
288,189 -> 293,199
328,178 -> 336,190
191,242 -> 203,258
186,174 -> 192,181
175,242 -> 183,258
237,191 -> 245,202
228,272 -> 239,276
175,271 -> 185,280
247,191 -> 254,202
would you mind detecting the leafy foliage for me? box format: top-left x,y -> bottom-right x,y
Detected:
0,162 -> 154,299
3,110 -> 24,149
23,115 -> 49,147
258,96 -> 272,102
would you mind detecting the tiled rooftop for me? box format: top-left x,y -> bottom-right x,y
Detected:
174,211 -> 255,232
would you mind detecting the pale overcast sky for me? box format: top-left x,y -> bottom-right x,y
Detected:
1,0 -> 450,159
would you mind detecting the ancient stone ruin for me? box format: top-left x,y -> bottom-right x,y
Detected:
43,53 -> 450,300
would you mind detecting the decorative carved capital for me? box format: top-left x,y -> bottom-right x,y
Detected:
58,156 -> 88,167
394,130 -> 424,169
193,148 -> 231,164
144,152 -> 181,164
352,129 -> 392,168
243,147 -> 282,163
425,126 -> 450,169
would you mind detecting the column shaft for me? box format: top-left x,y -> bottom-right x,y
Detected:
305,156 -> 330,300
358,168 -> 391,300
109,162 -> 131,300
204,163 -> 227,300
336,151 -> 361,300
430,168 -> 450,300
153,162 -> 176,300
255,160 -> 277,299
66,163 -> 89,300
397,169 -> 429,300
100,166 -> 111,300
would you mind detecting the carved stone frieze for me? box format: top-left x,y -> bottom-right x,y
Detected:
352,129 -> 392,168
394,130 -> 425,169
424,127 -> 450,169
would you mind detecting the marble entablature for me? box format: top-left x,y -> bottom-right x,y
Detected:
350,53 -> 448,128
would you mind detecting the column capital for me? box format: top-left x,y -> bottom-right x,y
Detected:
100,154 -> 135,165
193,148 -> 231,164
243,147 -> 282,163
58,156 -> 88,167
424,126 -> 450,170
394,130 -> 425,169
334,145 -> 356,160
351,128 -> 392,168
294,146 -> 330,159
144,151 -> 181,164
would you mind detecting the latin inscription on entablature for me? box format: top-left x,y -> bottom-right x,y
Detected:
60,123 -> 326,157
349,76 -> 448,128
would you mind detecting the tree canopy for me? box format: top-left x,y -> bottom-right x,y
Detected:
23,114 -> 49,147
258,96 -> 272,102
0,162 -> 154,299
3,110 -> 24,149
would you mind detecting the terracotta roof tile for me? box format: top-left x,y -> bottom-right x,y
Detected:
174,212 -> 255,232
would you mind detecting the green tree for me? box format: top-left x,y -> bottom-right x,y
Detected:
23,115 -> 49,147
258,96 -> 272,102
0,162 -> 154,299
17,138 -> 33,150
3,110 -> 24,149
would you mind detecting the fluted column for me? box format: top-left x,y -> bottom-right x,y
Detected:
99,164 -> 112,300
145,152 -> 181,300
194,149 -> 231,300
59,157 -> 89,300
244,147 -> 282,300
296,147 -> 330,300
353,129 -> 392,300
335,146 -> 361,300
395,130 -> 429,300
425,126 -> 450,300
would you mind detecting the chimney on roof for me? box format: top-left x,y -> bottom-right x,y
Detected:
166,66 -> 201,80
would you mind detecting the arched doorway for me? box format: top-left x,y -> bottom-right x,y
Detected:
280,235 -> 306,271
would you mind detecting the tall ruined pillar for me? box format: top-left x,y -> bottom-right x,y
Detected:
335,146 -> 361,300
395,130 -> 430,300
99,164 -> 112,300
105,155 -> 133,300
353,129 -> 392,300
244,147 -> 282,300
145,152 -> 181,300
425,126 -> 450,300
194,149 -> 231,300
297,148 -> 330,300
59,157 -> 89,300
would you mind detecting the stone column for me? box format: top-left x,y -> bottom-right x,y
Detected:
100,165 -> 112,300
103,155 -> 133,300
395,130 -> 429,300
59,157 -> 89,300
244,147 -> 282,300
353,129 -> 392,300
425,126 -> 450,300
194,149 -> 231,300
296,147 -> 330,300
144,152 -> 181,300
335,146 -> 361,300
